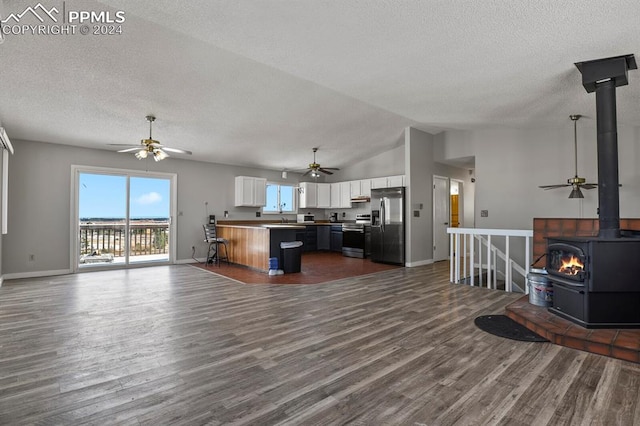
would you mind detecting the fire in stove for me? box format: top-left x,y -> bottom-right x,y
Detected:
559,255 -> 584,275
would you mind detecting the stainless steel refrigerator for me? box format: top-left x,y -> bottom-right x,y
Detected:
371,187 -> 405,265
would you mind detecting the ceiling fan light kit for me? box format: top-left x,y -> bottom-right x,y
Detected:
539,114 -> 598,198
109,115 -> 192,162
302,147 -> 339,177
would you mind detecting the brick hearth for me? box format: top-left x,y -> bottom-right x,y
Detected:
506,296 -> 640,364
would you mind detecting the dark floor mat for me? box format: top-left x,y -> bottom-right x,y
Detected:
474,315 -> 549,342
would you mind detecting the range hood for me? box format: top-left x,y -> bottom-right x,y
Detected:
350,196 -> 370,203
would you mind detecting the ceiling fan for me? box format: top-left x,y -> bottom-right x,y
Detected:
110,115 -> 192,162
302,147 -> 339,177
539,114 -> 597,198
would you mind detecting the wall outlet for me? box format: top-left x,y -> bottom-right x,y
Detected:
413,210 -> 420,217
256,211 -> 261,217
481,210 -> 489,217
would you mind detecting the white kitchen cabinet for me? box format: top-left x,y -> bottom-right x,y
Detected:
360,179 -> 371,197
299,182 -> 318,208
317,183 -> 331,208
370,177 -> 388,189
388,175 -> 405,187
330,183 -> 341,208
370,175 -> 405,189
340,182 -> 351,207
349,180 -> 361,198
234,176 -> 267,207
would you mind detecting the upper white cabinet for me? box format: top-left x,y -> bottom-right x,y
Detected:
349,180 -> 361,198
317,183 -> 331,208
234,176 -> 266,207
330,183 -> 341,208
360,179 -> 371,197
339,182 -> 351,207
387,175 -> 405,187
370,177 -> 387,189
299,182 -> 318,208
300,182 -> 331,208
371,175 -> 405,189
350,179 -> 371,197
329,182 -> 351,208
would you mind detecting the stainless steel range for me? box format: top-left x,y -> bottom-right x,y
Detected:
342,214 -> 371,258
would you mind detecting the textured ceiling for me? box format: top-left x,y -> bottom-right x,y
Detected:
1,0 -> 640,171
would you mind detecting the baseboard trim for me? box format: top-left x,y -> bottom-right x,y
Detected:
405,259 -> 434,267
4,269 -> 72,280
175,258 -> 204,265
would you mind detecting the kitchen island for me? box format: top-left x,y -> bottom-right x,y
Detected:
216,223 -> 305,272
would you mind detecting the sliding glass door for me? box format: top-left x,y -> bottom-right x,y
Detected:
129,176 -> 171,264
74,166 -> 176,271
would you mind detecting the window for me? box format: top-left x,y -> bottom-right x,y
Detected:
263,183 -> 296,214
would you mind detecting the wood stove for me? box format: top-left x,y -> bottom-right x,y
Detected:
546,54 -> 640,328
547,236 -> 640,328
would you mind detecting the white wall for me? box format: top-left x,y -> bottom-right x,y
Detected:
328,142 -> 405,182
405,127 -> 434,266
436,121 -> 640,230
2,139 -> 309,276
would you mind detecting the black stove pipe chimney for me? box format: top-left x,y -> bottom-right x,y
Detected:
594,80 -> 620,238
575,54 -> 637,239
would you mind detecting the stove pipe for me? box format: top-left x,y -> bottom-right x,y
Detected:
575,54 -> 637,238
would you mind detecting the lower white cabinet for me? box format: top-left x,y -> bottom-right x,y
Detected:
235,176 -> 266,207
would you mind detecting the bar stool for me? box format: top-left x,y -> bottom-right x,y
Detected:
203,224 -> 229,266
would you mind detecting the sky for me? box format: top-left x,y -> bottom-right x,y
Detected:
79,173 -> 170,219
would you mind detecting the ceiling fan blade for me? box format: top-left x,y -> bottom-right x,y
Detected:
162,147 -> 192,155
302,169 -> 312,177
581,184 -> 598,189
117,147 -> 144,153
318,168 -> 334,175
109,143 -> 140,147
539,184 -> 570,189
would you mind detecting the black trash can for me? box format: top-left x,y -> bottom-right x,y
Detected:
280,241 -> 303,273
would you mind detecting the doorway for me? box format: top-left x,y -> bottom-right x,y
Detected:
72,166 -> 177,271
433,176 -> 449,262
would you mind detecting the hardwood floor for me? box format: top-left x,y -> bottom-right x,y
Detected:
1,262 -> 639,425
192,251 -> 400,284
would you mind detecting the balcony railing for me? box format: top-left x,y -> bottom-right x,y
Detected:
79,221 -> 169,259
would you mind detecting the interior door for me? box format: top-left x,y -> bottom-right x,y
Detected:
433,176 -> 449,262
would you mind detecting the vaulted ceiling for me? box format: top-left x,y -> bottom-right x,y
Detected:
1,0 -> 639,171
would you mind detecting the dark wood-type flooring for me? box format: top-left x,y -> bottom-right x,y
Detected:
1,262 -> 640,424
193,251 -> 400,284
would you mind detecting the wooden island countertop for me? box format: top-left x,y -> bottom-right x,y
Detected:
216,223 -> 306,271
